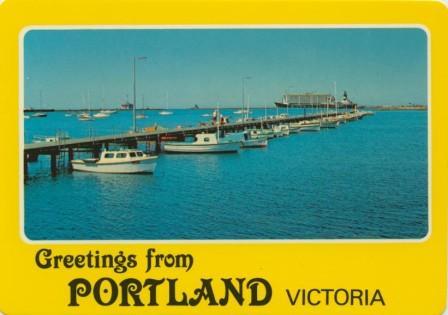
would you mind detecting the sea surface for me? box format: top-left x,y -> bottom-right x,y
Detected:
24,109 -> 428,240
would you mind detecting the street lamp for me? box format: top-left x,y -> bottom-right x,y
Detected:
133,56 -> 147,133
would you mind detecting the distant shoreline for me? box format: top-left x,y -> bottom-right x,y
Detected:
358,105 -> 427,111
24,105 -> 427,112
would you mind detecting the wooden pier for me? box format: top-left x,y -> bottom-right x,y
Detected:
23,112 -> 370,178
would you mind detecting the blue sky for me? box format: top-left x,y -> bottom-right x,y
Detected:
24,28 -> 427,108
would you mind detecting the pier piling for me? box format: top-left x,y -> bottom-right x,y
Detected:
68,148 -> 74,172
50,152 -> 57,177
24,154 -> 28,180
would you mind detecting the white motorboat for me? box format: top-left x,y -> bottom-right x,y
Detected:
64,113 -> 73,117
291,121 -> 321,132
71,150 -> 157,174
102,109 -> 117,115
279,124 -> 290,136
163,132 -> 240,153
32,112 -> 47,118
320,119 -> 340,128
233,109 -> 250,114
288,123 -> 301,134
271,125 -> 289,137
93,111 -> 110,118
24,115 -> 30,119
78,112 -> 93,121
241,131 -> 268,148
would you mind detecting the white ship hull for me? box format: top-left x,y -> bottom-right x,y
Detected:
163,142 -> 240,153
72,157 -> 157,174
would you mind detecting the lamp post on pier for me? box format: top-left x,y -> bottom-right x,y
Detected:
133,56 -> 147,133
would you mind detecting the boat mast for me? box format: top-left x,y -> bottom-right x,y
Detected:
87,90 -> 91,116
246,94 -> 250,120
242,76 -> 251,121
216,104 -> 220,142
334,81 -> 338,116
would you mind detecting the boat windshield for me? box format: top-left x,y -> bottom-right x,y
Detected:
116,153 -> 127,158
129,152 -> 136,158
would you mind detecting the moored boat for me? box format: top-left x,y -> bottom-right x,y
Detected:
241,131 -> 268,148
32,112 -> 47,118
71,150 -> 157,174
320,119 -> 340,128
294,121 -> 321,132
93,111 -> 110,118
163,133 -> 240,153
78,112 -> 93,121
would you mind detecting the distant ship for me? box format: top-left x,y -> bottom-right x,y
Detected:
275,91 -> 357,109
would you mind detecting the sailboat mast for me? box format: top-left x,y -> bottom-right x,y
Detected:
334,82 -> 338,116
216,104 -> 220,141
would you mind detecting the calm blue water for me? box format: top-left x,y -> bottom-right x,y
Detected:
24,110 -> 428,240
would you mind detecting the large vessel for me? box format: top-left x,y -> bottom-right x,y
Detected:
275,91 -> 357,109
71,150 -> 157,174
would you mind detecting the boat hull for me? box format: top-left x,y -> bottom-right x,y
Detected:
71,158 -> 157,174
163,142 -> 240,153
320,121 -> 340,128
241,138 -> 268,148
299,124 -> 321,132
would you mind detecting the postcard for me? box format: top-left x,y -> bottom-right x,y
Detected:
0,0 -> 447,314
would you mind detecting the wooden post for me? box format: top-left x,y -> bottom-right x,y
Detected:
50,152 -> 57,177
155,135 -> 161,153
68,148 -> 74,172
24,153 -> 28,180
93,146 -> 101,159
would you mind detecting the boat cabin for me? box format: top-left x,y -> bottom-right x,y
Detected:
193,133 -> 219,145
99,150 -> 146,162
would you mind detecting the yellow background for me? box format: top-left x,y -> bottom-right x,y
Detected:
0,0 -> 447,314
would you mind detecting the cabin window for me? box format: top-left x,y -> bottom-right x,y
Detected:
116,153 -> 127,158
129,152 -> 136,157
104,153 -> 115,158
204,137 -> 210,142
136,152 -> 144,157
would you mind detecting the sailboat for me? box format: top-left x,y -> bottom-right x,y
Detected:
93,89 -> 110,118
136,94 -> 148,119
32,90 -> 48,118
78,92 -> 94,121
159,92 -> 173,115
